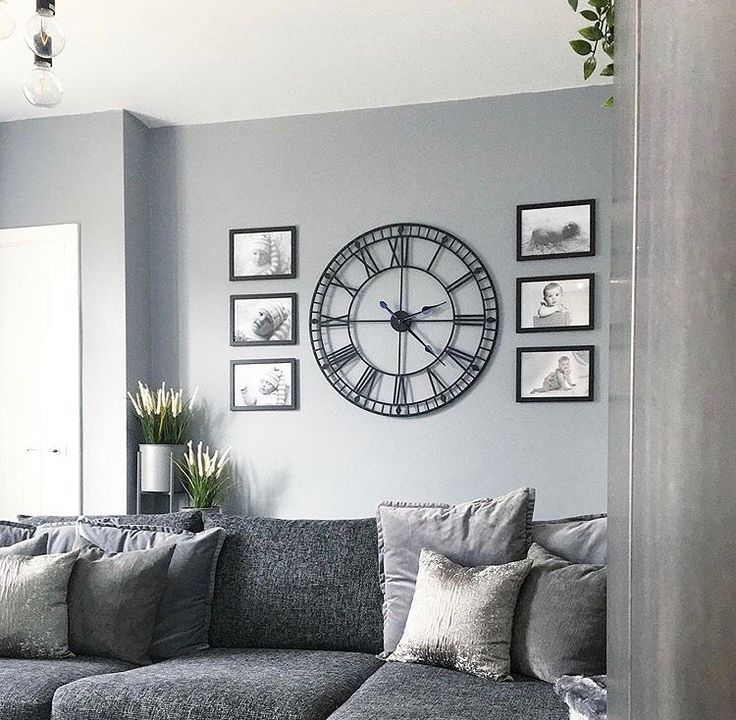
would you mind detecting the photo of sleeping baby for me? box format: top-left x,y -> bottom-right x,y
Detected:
231,359 -> 297,411
516,346 -> 594,402
231,293 -> 296,346
517,200 -> 595,260
517,274 -> 594,332
230,226 -> 296,280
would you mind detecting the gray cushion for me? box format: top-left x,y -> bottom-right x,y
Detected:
0,533 -> 48,557
377,488 -> 535,653
0,551 -> 79,659
34,523 -> 78,553
0,520 -> 34,547
17,511 -> 204,533
51,648 -> 383,720
0,656 -> 132,720
205,515 -> 384,653
68,543 -> 175,664
531,514 -> 607,565
77,523 -> 225,659
390,551 -> 532,681
511,543 -> 607,683
326,662 -> 569,720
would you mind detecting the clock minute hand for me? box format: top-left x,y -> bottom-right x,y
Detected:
405,325 -> 446,366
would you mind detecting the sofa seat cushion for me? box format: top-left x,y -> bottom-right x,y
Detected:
0,656 -> 132,720
52,648 -> 383,720
326,662 -> 568,720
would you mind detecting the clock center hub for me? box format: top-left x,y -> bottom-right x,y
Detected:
390,310 -> 413,332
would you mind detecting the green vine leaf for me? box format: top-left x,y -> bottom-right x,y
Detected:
583,56 -> 597,79
602,96 -> 615,108
568,0 -> 579,9
579,25 -> 604,41
588,0 -> 607,7
570,39 -> 593,56
580,10 -> 599,21
602,40 -> 614,58
600,63 -> 614,77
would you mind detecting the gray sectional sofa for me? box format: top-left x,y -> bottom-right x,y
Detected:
0,510 -> 596,720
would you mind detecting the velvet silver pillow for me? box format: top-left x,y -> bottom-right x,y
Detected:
0,520 -> 34,547
377,488 -> 535,653
67,542 -> 175,664
77,522 -> 225,658
511,543 -> 606,683
389,549 -> 532,681
0,551 -> 78,659
531,515 -> 607,565
0,533 -> 48,557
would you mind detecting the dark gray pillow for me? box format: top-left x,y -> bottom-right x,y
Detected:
68,542 -> 175,664
77,522 -> 225,659
532,514 -> 607,565
0,551 -> 78,659
0,533 -> 48,557
377,488 -> 535,653
511,543 -> 606,683
17,511 -> 204,533
0,520 -> 34,547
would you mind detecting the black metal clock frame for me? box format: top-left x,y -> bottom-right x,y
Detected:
309,223 -> 499,417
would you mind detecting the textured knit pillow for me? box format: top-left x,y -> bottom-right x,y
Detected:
0,520 -> 34,547
389,549 -> 532,681
67,542 -> 175,664
0,551 -> 79,659
511,543 -> 606,683
377,488 -> 535,653
0,533 -> 48,557
77,522 -> 225,658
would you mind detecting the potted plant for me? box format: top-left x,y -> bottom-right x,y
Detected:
175,441 -> 231,513
128,381 -> 197,493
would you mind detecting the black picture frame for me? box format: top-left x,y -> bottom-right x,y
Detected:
229,225 -> 297,280
230,292 -> 298,347
230,359 -> 299,412
516,273 -> 595,333
516,345 -> 595,403
517,199 -> 596,261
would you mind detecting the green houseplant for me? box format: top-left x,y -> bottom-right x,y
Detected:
566,0 -> 615,107
175,441 -> 231,512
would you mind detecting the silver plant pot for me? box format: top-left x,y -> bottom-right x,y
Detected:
139,444 -> 184,493
181,505 -> 222,515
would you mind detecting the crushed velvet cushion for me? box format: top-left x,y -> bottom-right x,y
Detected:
0,533 -> 48,557
0,521 -> 34,548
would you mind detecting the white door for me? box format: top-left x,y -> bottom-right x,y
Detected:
0,224 -> 81,519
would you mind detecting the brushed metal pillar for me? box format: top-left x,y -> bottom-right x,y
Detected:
609,2 -> 736,719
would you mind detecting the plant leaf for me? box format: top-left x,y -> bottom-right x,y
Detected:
568,0 -> 579,10
602,40 -> 614,58
600,63 -> 614,77
602,95 -> 615,108
579,25 -> 604,41
583,56 -> 597,80
570,39 -> 593,56
580,10 -> 599,21
588,0 -> 607,7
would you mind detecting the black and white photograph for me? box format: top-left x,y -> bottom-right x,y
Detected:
231,359 -> 298,411
229,226 -> 297,280
517,200 -> 595,260
516,274 -> 594,332
516,346 -> 594,402
230,293 -> 297,346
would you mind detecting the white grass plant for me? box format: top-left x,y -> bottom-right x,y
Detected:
175,441 -> 231,509
128,381 -> 198,444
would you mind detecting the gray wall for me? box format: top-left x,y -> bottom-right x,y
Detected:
0,112 -> 129,514
149,86 -> 613,520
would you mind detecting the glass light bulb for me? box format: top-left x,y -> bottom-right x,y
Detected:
0,0 -> 16,41
23,61 -> 63,108
25,8 -> 65,58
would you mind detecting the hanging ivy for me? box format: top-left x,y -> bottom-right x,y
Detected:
567,0 -> 615,107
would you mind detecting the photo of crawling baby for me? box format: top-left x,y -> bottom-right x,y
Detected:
516,346 -> 594,402
230,226 -> 296,280
517,274 -> 594,332
231,359 -> 298,411
517,200 -> 595,261
231,293 -> 297,346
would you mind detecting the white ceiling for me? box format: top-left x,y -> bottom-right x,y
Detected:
0,0 -> 610,128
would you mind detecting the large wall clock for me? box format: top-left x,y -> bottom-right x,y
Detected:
310,223 -> 499,416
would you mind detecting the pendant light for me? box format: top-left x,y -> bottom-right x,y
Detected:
23,0 -> 64,107
0,0 -> 16,41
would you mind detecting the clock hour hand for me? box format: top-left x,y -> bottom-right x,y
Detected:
379,300 -> 400,318
405,301 -> 448,319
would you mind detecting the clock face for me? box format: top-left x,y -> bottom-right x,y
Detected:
310,223 -> 499,416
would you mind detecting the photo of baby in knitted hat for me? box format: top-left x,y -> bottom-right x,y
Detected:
231,359 -> 298,411
230,226 -> 296,280
231,293 -> 296,345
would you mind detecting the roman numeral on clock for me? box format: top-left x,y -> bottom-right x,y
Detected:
427,368 -> 448,396
388,236 -> 409,268
318,314 -> 350,327
393,375 -> 408,405
329,275 -> 358,297
323,344 -> 359,370
354,241 -> 381,278
446,271 -> 474,293
445,346 -> 477,370
455,314 -> 486,326
354,366 -> 380,398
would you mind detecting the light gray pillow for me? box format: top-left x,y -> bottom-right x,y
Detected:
0,520 -> 34,547
77,522 -> 225,658
377,488 -> 535,653
0,551 -> 79,659
531,515 -> 607,565
68,542 -> 175,664
0,533 -> 48,557
35,522 -> 78,553
389,549 -> 532,681
511,543 -> 606,683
